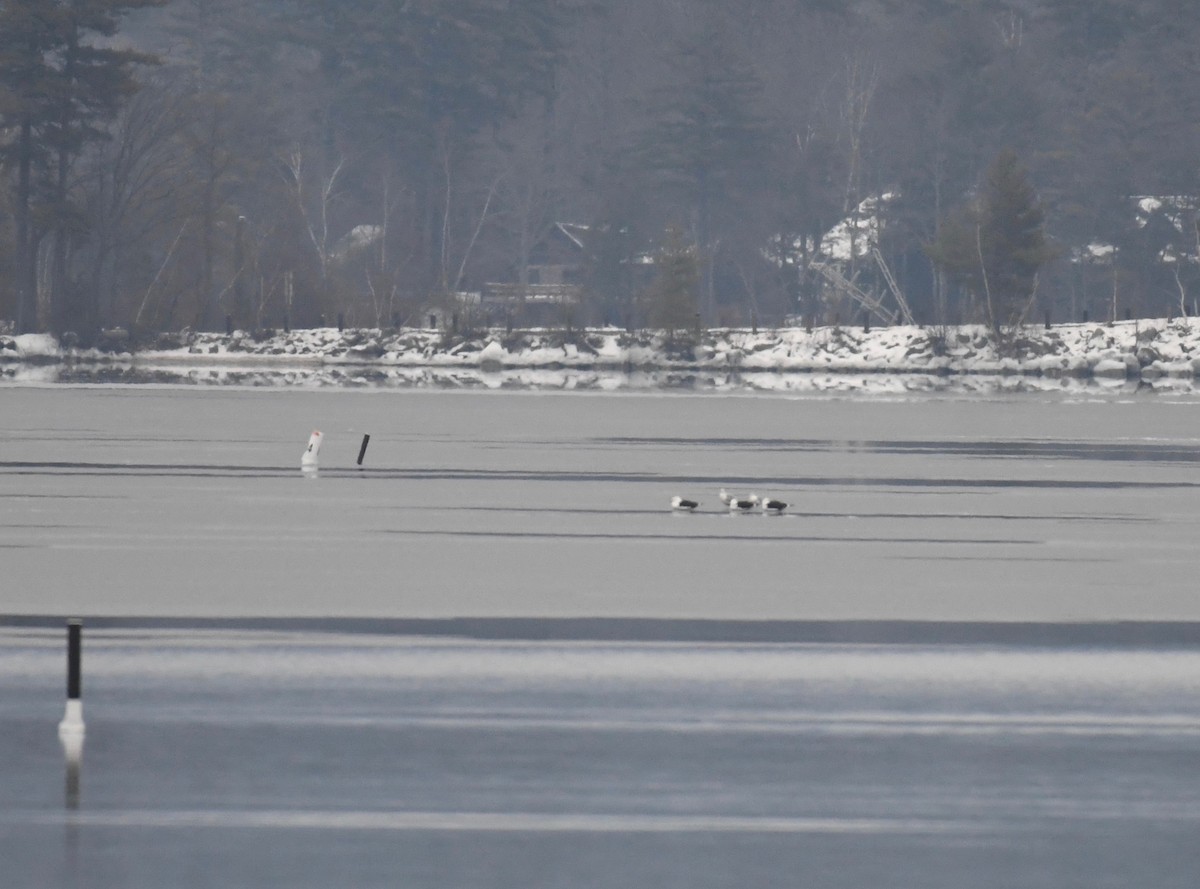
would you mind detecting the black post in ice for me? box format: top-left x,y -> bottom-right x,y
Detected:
356,434 -> 370,467
59,619 -> 85,732
67,619 -> 82,702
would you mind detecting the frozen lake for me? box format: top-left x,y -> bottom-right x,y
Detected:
4,381 -> 1200,886
3,627 -> 1200,889
2,382 -> 1200,621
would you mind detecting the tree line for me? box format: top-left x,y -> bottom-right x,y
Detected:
2,0 -> 1198,341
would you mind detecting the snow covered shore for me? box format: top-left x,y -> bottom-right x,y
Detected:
5,319 -> 1200,384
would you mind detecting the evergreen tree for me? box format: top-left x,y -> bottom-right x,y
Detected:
47,0 -> 162,335
0,0 -> 63,331
580,220 -> 640,329
928,149 -> 1056,338
637,12 -> 772,321
0,0 -> 160,334
645,224 -> 699,341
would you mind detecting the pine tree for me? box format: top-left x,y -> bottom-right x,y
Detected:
928,149 -> 1056,338
645,224 -> 699,342
47,1 -> 163,335
0,0 -> 161,334
0,0 -> 63,331
638,15 -> 771,321
581,220 -> 639,329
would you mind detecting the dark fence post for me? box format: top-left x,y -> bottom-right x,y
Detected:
66,620 -> 82,703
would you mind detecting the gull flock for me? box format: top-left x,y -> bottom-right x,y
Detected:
671,489 -> 789,515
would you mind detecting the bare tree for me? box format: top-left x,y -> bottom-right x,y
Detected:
284,150 -> 344,285
839,53 -> 878,286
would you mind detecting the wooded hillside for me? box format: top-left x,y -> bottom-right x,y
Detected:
2,0 -> 1198,339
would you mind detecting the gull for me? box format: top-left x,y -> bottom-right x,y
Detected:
729,492 -> 759,512
671,496 -> 700,511
762,497 -> 788,515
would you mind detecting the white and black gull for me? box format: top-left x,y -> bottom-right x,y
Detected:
728,492 -> 759,512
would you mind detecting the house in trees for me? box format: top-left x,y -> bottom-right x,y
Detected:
1067,196 -> 1200,322
482,223 -> 589,327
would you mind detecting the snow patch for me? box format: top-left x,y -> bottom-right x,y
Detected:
8,319 -> 1200,388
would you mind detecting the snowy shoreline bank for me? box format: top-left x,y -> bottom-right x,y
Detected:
5,319 -> 1200,386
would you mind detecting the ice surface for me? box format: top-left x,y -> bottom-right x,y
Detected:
3,385 -> 1200,622
5,379 -> 1200,888
3,628 -> 1199,889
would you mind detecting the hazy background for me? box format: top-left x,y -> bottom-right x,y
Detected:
3,1 -> 1199,337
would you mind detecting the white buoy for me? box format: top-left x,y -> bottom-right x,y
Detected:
301,430 -> 322,468
59,700 -> 84,738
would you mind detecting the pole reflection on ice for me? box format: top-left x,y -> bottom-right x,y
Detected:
58,619 -> 85,810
